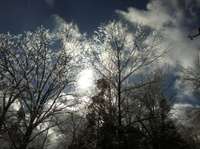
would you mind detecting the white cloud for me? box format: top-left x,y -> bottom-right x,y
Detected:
117,7 -> 171,30
117,0 -> 200,68
117,0 -> 200,119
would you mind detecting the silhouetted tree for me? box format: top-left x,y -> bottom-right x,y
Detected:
0,33 -> 24,133
135,74 -> 191,149
88,21 -> 165,148
182,53 -> 200,147
0,25 -> 82,149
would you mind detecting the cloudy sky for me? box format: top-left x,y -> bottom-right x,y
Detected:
1,1 -> 200,146
1,0 -> 200,108
118,1 -> 200,125
118,0 -> 200,66
0,0 -> 198,66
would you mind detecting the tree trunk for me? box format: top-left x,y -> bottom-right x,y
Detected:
117,49 -> 122,149
18,126 -> 33,149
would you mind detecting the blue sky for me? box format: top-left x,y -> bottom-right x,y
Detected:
0,0 -> 148,33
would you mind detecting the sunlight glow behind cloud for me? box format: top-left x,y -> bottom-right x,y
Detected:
77,68 -> 95,95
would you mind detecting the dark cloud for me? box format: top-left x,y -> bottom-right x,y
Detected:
45,0 -> 55,8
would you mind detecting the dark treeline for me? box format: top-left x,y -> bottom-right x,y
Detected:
0,20 -> 199,149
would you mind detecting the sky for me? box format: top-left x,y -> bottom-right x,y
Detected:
1,0 -> 200,119
115,0 -> 200,125
0,0 -> 148,33
1,0 -> 200,100
118,0 -> 200,98
1,0 -> 200,142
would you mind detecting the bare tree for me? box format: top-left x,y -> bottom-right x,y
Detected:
88,21 -> 165,148
183,54 -> 200,92
0,33 -> 25,133
181,53 -> 200,147
0,25 -> 82,149
188,27 -> 200,40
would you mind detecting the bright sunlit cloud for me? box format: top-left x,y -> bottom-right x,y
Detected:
77,68 -> 95,95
